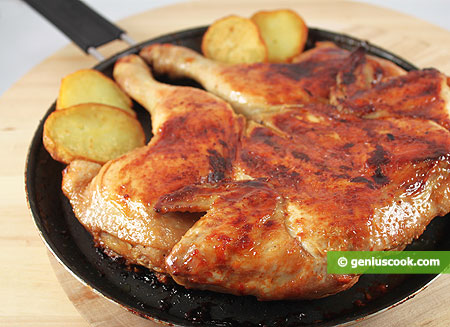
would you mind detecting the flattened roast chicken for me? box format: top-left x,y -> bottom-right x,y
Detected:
62,42 -> 450,300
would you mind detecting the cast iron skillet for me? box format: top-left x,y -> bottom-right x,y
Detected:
24,0 -> 450,326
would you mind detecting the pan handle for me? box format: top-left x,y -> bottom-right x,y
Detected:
22,0 -> 136,61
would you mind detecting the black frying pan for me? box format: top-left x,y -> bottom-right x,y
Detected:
24,0 -> 450,326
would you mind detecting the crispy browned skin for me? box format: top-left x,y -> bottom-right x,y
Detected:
334,68 -> 450,129
140,42 -> 404,120
61,46 -> 450,300
242,108 -> 450,253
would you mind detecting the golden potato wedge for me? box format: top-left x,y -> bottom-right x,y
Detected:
202,15 -> 267,64
56,69 -> 135,116
251,9 -> 308,63
43,103 -> 145,164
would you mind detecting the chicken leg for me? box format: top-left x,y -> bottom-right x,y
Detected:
140,42 -> 404,120
62,54 -> 243,272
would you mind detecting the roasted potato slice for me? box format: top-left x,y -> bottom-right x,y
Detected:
202,15 -> 267,64
43,103 -> 145,164
56,69 -> 135,116
251,9 -> 308,63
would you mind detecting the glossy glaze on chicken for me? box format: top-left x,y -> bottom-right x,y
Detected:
62,42 -> 450,300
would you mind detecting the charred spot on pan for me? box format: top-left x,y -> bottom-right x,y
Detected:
350,176 -> 375,189
158,298 -> 172,311
184,302 -> 213,323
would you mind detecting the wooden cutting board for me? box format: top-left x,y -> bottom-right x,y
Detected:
3,0 -> 450,326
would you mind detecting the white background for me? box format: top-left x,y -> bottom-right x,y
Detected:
0,0 -> 449,96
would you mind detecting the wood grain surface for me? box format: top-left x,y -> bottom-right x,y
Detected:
2,0 -> 450,326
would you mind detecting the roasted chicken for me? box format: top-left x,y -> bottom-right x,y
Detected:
61,43 -> 450,300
